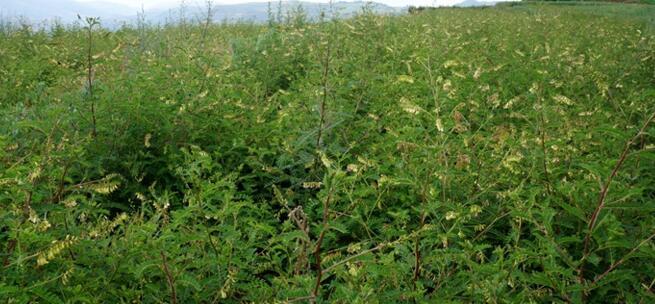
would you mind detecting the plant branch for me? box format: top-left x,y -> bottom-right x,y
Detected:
413,187 -> 429,283
579,112 -> 655,282
311,176 -> 335,302
321,242 -> 386,276
315,33 -> 331,149
85,19 -> 97,138
591,231 -> 655,286
160,251 -> 177,304
538,95 -> 552,194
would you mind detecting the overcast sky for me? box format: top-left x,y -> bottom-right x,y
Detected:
74,0 -> 466,9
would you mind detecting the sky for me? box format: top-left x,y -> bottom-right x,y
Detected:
74,0 -> 461,9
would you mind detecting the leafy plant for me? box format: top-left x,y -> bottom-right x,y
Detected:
1,3 -> 654,303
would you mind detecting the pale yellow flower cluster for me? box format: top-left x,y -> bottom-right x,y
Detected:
36,235 -> 77,266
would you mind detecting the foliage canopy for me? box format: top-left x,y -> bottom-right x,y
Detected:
1,3 -> 655,303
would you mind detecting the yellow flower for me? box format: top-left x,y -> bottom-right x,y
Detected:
37,256 -> 48,266
553,95 -> 573,105
302,182 -> 322,189
399,97 -> 421,114
445,211 -> 458,221
470,205 -> 482,217
396,75 -> 414,84
144,133 -> 152,148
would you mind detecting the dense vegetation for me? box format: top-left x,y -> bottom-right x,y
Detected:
1,3 -> 654,303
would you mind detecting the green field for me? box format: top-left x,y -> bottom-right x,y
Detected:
1,3 -> 654,303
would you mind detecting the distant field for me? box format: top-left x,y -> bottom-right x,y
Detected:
1,3 -> 654,303
514,1 -> 655,22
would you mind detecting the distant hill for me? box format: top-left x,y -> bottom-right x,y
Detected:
0,1 -> 401,26
0,0 -> 135,24
454,0 -> 499,7
159,2 -> 401,24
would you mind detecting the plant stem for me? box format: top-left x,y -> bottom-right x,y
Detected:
321,243 -> 386,276
86,21 -> 97,138
538,96 -> 551,194
311,176 -> 335,302
578,112 -> 655,282
591,231 -> 655,286
315,34 -> 331,150
413,189 -> 428,283
160,251 -> 177,304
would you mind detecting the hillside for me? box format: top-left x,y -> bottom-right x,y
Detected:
455,0 -> 499,7
1,3 -> 654,303
0,0 -> 135,22
0,1 -> 400,24
168,2 -> 400,23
